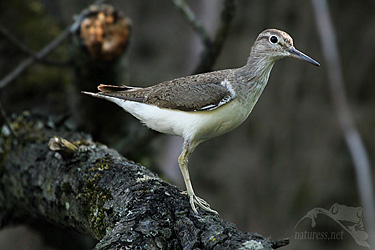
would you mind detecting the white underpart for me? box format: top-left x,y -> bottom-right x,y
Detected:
98,78 -> 266,148
105,95 -> 253,147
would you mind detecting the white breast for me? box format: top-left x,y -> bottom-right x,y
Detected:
108,96 -> 257,145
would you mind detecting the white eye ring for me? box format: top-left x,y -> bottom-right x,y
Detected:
269,35 -> 278,44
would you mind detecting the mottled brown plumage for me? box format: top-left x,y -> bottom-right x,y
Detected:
98,70 -> 233,111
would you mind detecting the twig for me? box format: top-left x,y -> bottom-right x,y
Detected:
172,0 -> 237,74
271,238 -> 290,249
0,23 -> 68,66
0,24 -> 34,55
194,0 -> 237,74
0,27 -> 71,89
172,0 -> 212,46
311,0 -> 375,247
0,0 -> 108,90
48,136 -> 78,160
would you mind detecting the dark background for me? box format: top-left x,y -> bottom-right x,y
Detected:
0,0 -> 374,249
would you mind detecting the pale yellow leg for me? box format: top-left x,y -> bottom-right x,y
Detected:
178,141 -> 218,214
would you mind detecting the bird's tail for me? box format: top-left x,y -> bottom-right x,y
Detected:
98,84 -> 139,92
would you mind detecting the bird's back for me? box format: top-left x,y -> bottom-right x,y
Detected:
99,69 -> 236,112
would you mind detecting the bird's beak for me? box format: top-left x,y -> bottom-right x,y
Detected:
288,47 -> 320,67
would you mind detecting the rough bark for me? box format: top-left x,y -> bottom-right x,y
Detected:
0,112 -> 289,250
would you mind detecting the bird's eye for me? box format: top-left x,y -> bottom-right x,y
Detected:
270,36 -> 278,44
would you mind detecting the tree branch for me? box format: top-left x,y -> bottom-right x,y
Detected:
311,0 -> 375,246
194,0 -> 237,74
0,0 -> 108,90
172,0 -> 212,46
0,24 -> 35,56
172,0 -> 237,74
0,112 -> 288,249
0,26 -> 71,89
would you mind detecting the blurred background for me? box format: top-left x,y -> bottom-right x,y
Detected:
0,0 -> 374,249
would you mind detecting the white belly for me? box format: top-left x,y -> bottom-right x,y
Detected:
110,97 -> 254,144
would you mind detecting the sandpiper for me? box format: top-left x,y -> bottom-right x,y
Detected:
83,29 -> 320,214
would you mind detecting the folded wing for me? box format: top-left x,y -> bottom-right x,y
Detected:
96,70 -> 235,111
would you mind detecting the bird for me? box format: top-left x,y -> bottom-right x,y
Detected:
82,29 -> 320,214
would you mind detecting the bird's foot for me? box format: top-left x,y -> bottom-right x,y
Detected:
181,191 -> 219,215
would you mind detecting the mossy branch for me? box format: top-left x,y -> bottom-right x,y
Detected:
0,112 -> 288,249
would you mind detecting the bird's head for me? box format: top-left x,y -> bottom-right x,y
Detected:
251,29 -> 320,66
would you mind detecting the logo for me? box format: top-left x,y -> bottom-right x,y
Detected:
294,203 -> 369,248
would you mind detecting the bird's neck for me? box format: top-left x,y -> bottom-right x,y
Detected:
234,51 -> 276,87
231,51 -> 276,105
245,51 -> 276,83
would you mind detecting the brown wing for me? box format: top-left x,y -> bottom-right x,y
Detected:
144,81 -> 232,111
96,70 -> 234,111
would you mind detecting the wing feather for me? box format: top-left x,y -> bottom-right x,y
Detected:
94,70 -> 235,111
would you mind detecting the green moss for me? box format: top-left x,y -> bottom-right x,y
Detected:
94,157 -> 112,171
80,157 -> 113,238
1,112 -> 53,174
13,112 -> 48,143
84,175 -> 109,237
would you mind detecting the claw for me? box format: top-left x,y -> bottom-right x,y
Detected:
182,191 -> 218,214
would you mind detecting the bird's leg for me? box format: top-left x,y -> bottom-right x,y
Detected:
178,141 -> 218,214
